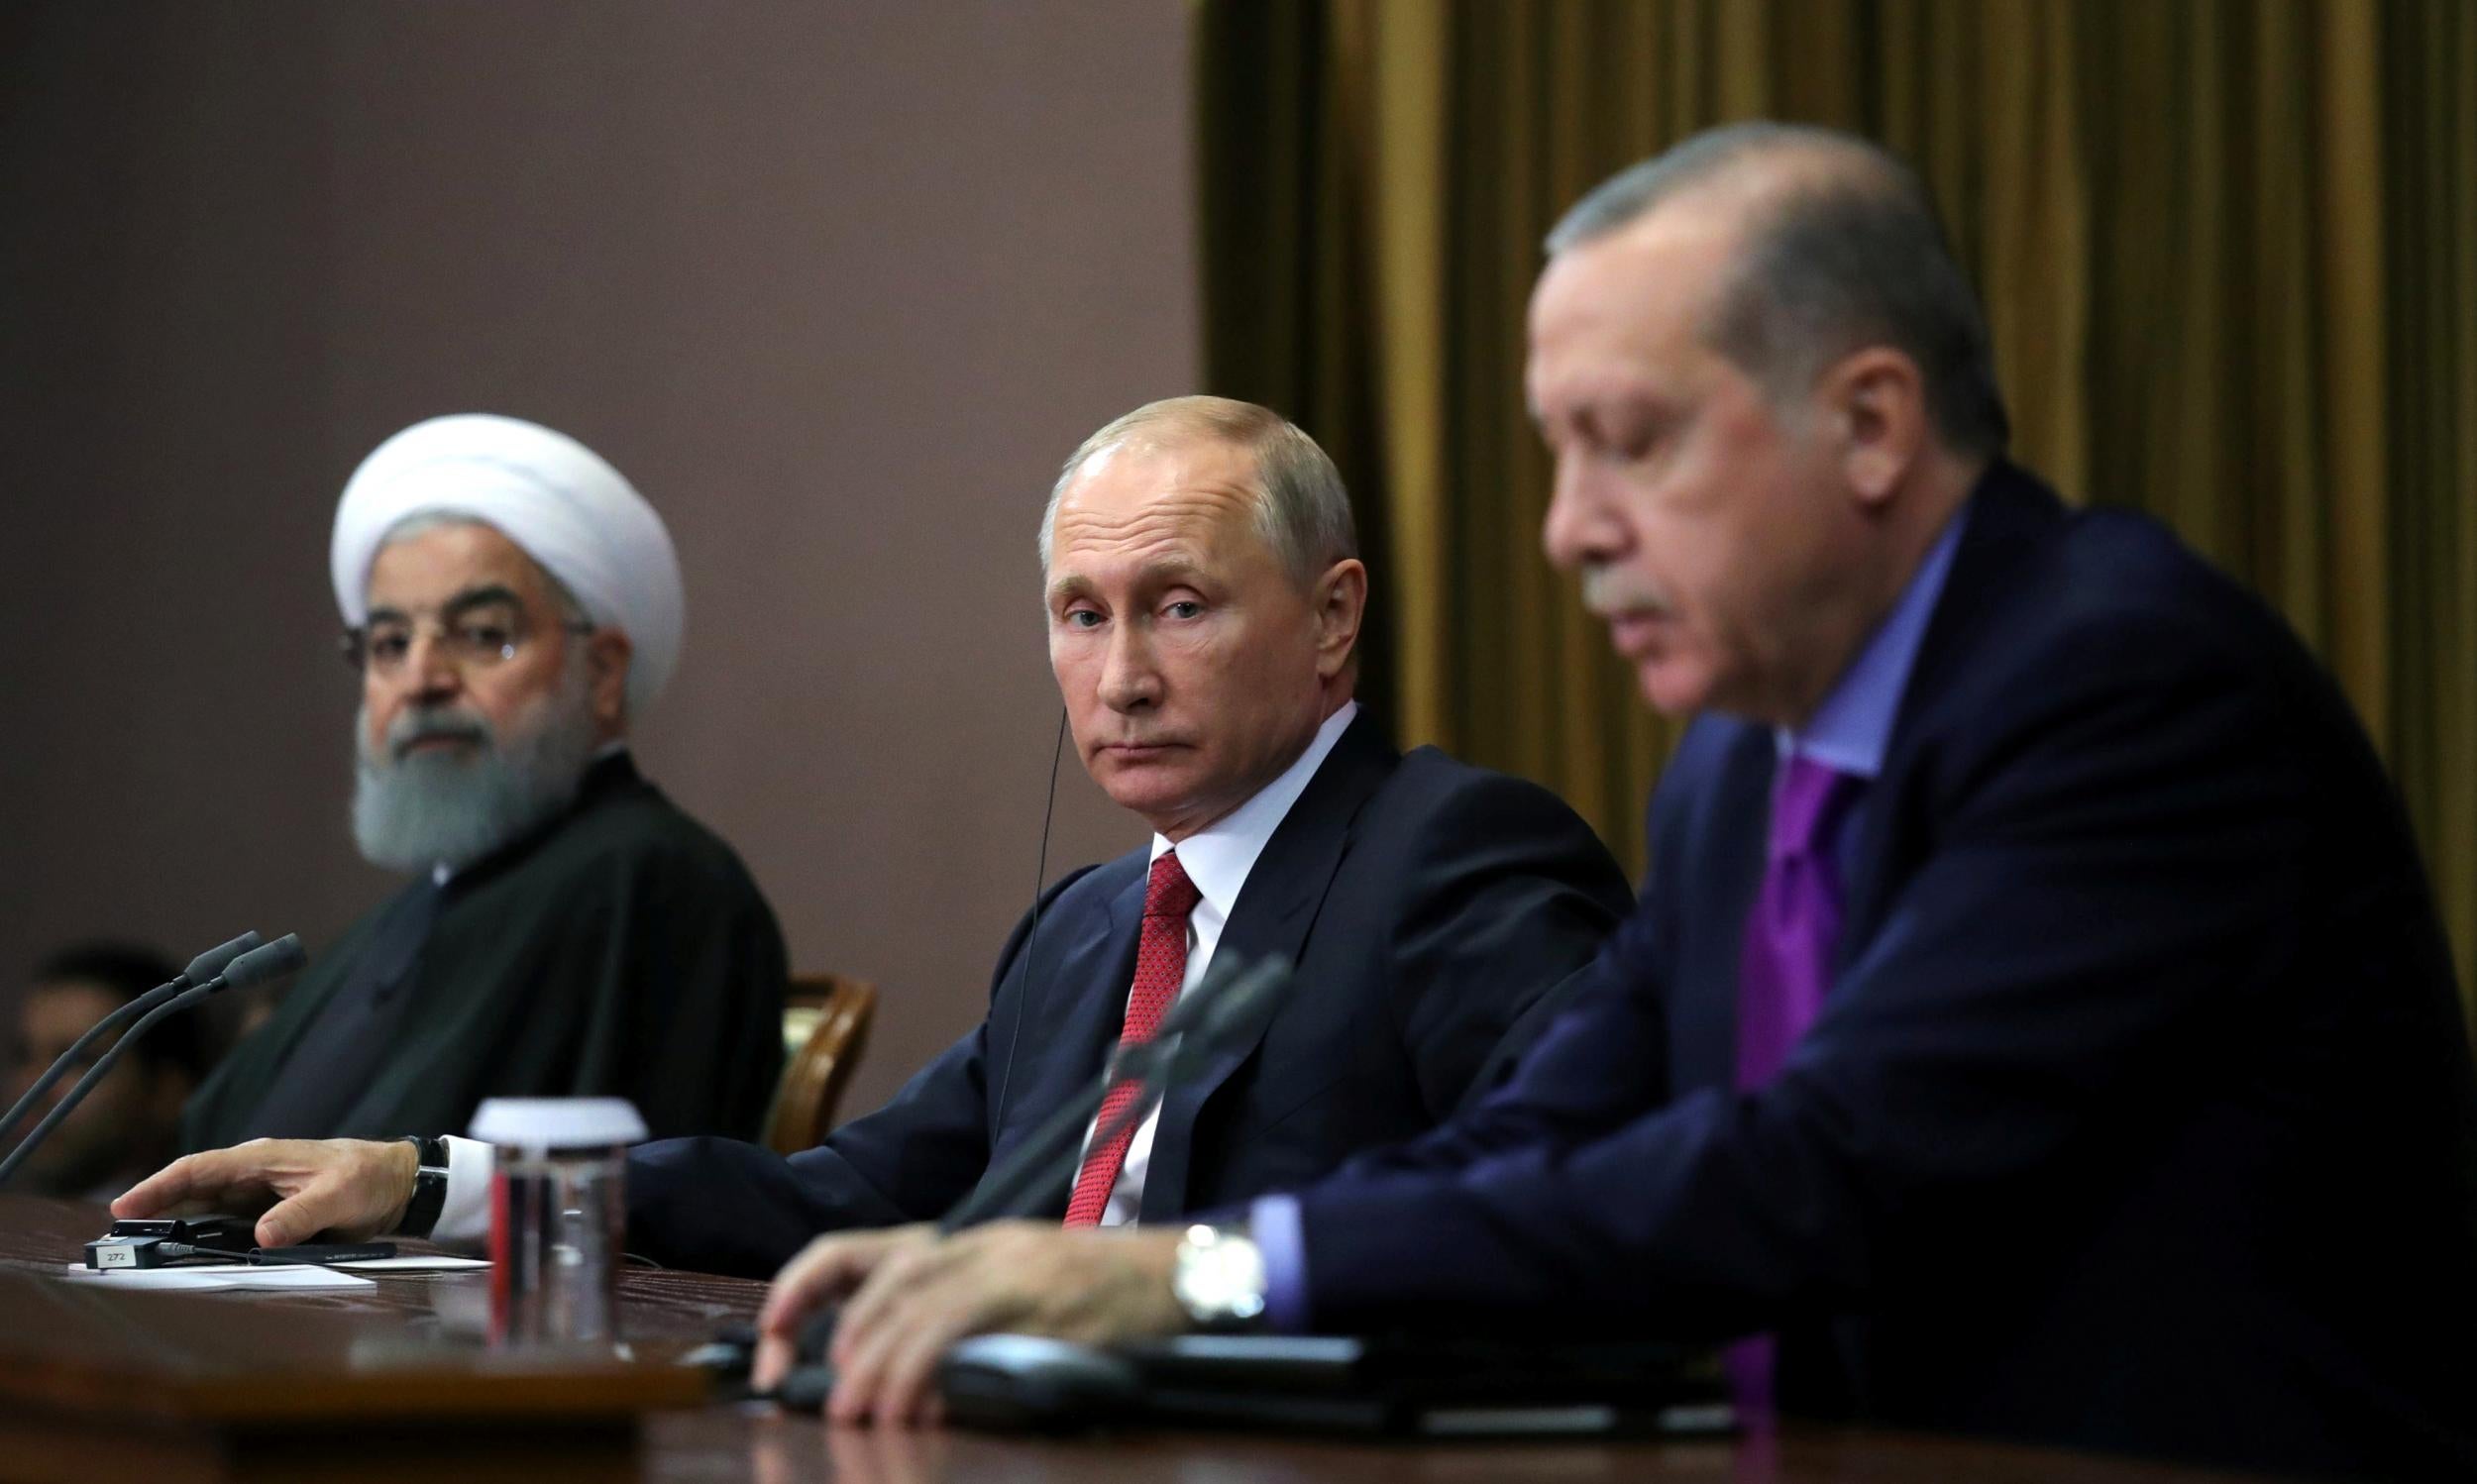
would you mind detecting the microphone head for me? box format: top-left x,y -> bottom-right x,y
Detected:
181,930 -> 264,987
218,933 -> 307,991
1189,959 -> 1293,1044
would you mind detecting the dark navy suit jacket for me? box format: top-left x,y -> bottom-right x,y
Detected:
1286,465 -> 2477,1478
628,711 -> 1632,1278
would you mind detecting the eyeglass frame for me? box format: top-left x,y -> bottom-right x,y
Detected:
338,584 -> 596,678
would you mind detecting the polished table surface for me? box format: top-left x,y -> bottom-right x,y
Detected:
0,1195 -> 2263,1482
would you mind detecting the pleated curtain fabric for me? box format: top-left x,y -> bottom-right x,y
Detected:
1192,0 -> 2477,1017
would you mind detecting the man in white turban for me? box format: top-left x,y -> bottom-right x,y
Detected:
180,414 -> 787,1159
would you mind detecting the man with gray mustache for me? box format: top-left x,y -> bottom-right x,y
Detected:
180,414 -> 787,1155
349,545 -> 603,877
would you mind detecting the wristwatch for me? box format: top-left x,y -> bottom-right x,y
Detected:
395,1134 -> 450,1238
1171,1221 -> 1267,1330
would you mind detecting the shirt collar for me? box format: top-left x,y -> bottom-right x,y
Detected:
1148,700 -> 1359,923
1776,507 -> 1968,780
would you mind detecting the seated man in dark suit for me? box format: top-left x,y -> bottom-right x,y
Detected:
766,127 -> 2477,1477
117,398 -> 1633,1276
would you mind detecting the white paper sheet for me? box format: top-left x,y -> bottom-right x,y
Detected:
58,1262 -> 376,1292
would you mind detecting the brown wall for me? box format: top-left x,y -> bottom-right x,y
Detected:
0,2 -> 1194,1118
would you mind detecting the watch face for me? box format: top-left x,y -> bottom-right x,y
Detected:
1175,1226 -> 1267,1325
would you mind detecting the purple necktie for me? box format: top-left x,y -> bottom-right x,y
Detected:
1726,753 -> 1863,1419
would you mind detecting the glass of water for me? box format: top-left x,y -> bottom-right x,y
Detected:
469,1097 -> 647,1347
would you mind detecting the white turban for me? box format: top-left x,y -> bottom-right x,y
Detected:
330,413 -> 686,716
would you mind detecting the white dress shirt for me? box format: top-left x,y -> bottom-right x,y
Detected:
428,703 -> 1360,1244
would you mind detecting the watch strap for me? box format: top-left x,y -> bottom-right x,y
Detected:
394,1134 -> 450,1238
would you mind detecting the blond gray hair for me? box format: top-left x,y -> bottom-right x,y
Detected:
1038,396 -> 1357,588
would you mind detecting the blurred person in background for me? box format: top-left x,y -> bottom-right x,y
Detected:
6,943 -> 207,1200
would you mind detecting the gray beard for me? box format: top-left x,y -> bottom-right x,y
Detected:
350,664 -> 600,874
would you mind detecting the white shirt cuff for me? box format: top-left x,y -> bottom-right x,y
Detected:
432,1134 -> 495,1244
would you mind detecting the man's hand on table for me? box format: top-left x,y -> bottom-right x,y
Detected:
756,1219 -> 1190,1427
111,1138 -> 417,1247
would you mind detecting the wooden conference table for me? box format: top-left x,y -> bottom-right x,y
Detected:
0,1194 -> 2264,1483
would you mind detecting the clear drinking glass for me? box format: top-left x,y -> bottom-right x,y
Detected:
468,1097 -> 648,1348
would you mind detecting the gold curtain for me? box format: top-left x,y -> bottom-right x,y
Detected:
1194,0 -> 2477,1007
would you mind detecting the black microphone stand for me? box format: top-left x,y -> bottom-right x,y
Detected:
939,956 -> 1294,1233
0,935 -> 303,1189
0,930 -> 261,1149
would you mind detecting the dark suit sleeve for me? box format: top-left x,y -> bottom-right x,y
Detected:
623,870 -> 1092,1277
1318,904 -> 1674,1185
623,1022 -> 993,1276
1381,772 -> 1635,1119
1291,617 -> 2316,1338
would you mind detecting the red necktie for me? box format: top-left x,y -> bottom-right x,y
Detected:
1063,850 -> 1202,1227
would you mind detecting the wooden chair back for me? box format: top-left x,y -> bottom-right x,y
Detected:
763,973 -> 879,1154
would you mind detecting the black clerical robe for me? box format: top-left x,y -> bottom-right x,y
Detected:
183,753 -> 787,1150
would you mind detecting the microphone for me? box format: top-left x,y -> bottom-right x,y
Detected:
0,934 -> 305,1189
1160,957 -> 1292,1083
758,956 -> 1295,1413
0,929 -> 263,1148
1073,955 -> 1290,1108
1057,956 -> 1292,1171
939,954 -> 1295,1232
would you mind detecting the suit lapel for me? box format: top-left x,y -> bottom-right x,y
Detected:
1839,463 -> 2064,949
1139,712 -> 1398,1220
984,862 -> 1144,1192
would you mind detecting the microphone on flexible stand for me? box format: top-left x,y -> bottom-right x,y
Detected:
752,954 -> 1298,1413
0,929 -> 263,1149
938,954 -> 1296,1234
0,934 -> 306,1189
